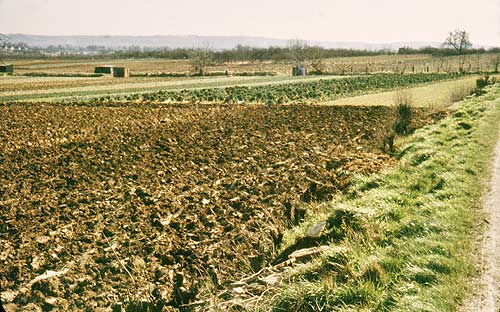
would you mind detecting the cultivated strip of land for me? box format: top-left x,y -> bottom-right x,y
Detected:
92,73 -> 465,105
323,76 -> 481,108
0,75 -> 343,102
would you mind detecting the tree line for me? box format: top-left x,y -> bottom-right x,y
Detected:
2,29 -> 498,76
4,43 -> 499,62
1,44 -> 394,61
398,46 -> 500,56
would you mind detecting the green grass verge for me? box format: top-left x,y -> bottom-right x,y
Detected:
255,85 -> 500,311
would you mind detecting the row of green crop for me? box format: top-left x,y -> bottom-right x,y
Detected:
96,73 -> 464,104
130,71 -> 277,78
20,72 -> 105,78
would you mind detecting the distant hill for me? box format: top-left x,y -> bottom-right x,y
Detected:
6,34 -> 449,51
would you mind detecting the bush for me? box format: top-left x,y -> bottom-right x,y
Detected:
449,85 -> 475,103
476,75 -> 497,92
393,89 -> 415,135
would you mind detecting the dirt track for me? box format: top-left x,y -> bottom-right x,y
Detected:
462,131 -> 500,311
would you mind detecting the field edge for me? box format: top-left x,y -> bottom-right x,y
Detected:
238,85 -> 500,311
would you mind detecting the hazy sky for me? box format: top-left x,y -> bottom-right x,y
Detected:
1,0 -> 499,45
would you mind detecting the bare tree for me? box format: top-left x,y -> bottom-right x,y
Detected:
443,29 -> 472,73
491,54 -> 500,73
288,39 -> 308,67
333,63 -> 351,75
308,46 -> 326,73
189,44 -> 214,76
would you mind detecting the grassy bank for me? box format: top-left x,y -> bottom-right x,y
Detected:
253,85 -> 500,311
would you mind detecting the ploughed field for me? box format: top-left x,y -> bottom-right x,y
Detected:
0,103 -> 396,309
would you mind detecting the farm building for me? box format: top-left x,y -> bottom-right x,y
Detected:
0,64 -> 14,73
113,67 -> 129,78
292,66 -> 307,76
95,66 -> 115,74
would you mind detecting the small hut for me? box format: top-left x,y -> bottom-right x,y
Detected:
95,66 -> 115,74
292,66 -> 307,76
0,64 -> 14,73
113,67 -> 129,78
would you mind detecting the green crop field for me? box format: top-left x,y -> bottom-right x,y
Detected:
117,73 -> 464,105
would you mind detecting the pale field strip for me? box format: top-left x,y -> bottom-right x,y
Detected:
9,55 -> 430,67
0,75 -> 339,96
0,75 -> 263,96
0,75 -> 201,91
9,58 -> 185,68
322,76 -> 482,108
10,59 -> 176,69
6,54 -> 498,79
0,76 -> 93,83
5,53 -> 498,73
10,59 -> 190,72
6,54 -> 433,73
15,61 -> 115,69
0,75 -> 344,102
0,74 -> 273,87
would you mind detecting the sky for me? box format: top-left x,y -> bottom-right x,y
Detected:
0,0 -> 499,46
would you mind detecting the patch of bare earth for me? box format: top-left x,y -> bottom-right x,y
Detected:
0,103 -> 396,311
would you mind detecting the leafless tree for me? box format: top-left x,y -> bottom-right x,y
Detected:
308,46 -> 326,73
444,29 -> 472,52
333,63 -> 351,75
398,63 -> 407,74
288,39 -> 309,67
189,44 -> 214,75
491,54 -> 500,73
443,29 -> 472,73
